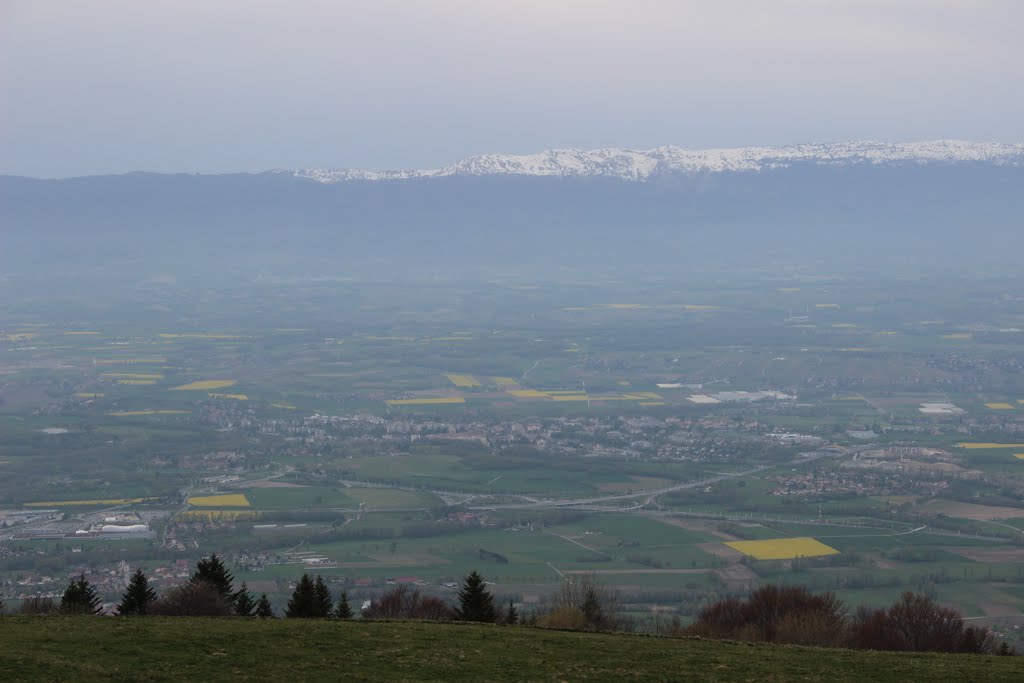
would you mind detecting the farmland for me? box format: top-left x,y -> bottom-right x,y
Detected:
2,273 -> 1024,646
724,538 -> 841,561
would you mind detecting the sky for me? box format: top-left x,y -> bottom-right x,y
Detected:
1,0 -> 1022,177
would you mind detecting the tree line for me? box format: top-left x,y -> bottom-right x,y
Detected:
679,584 -> 1016,656
6,556 -> 1018,657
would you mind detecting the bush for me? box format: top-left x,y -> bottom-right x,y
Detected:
536,606 -> 591,630
691,586 -> 998,655
686,585 -> 846,646
362,585 -> 453,620
151,580 -> 233,617
537,575 -> 626,632
18,597 -> 59,616
849,592 -> 995,654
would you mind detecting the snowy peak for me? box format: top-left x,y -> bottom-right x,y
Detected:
292,140 -> 1024,184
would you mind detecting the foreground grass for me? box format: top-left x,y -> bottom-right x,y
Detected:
1,617 -> 1021,682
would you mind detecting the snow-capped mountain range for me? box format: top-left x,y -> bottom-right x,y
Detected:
292,140 -> 1024,183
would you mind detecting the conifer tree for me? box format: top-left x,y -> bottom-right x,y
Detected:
190,553 -> 235,601
118,568 -> 157,616
455,570 -> 496,623
255,593 -> 275,618
285,573 -> 318,618
314,575 -> 333,618
335,591 -> 354,619
60,573 -> 103,615
504,599 -> 519,625
234,582 -> 256,617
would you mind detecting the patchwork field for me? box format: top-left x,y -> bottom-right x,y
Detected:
4,274 -> 1024,644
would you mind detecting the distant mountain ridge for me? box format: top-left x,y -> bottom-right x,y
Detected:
3,139 -> 1023,282
290,140 -> 1024,183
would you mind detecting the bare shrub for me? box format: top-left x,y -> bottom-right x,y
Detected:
150,580 -> 233,617
776,609 -> 847,647
541,574 -> 626,632
536,606 -> 591,631
684,585 -> 846,646
362,585 -> 453,620
18,596 -> 59,615
413,594 -> 455,621
848,605 -> 892,651
886,592 -> 963,653
850,592 -> 996,654
685,596 -> 745,639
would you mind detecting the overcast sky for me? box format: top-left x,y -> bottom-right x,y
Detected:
1,0 -> 1022,177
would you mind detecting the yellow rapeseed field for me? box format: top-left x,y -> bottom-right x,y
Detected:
492,377 -> 519,386
725,537 -> 840,560
187,493 -> 251,507
957,443 -> 1024,449
171,379 -> 238,391
445,374 -> 481,387
985,403 -> 1015,410
386,397 -> 466,405
102,373 -> 164,379
209,393 -> 248,400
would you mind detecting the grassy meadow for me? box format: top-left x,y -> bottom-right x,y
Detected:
1,617 -> 1022,682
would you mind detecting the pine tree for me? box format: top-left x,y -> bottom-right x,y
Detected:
118,568 -> 157,616
234,582 -> 256,617
334,591 -> 353,619
455,570 -> 496,623
255,593 -> 275,618
504,599 -> 519,625
285,573 -> 317,618
60,573 -> 103,615
190,553 -> 235,601
313,575 -> 333,618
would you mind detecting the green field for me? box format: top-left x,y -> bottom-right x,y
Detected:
1,617 -> 1021,682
